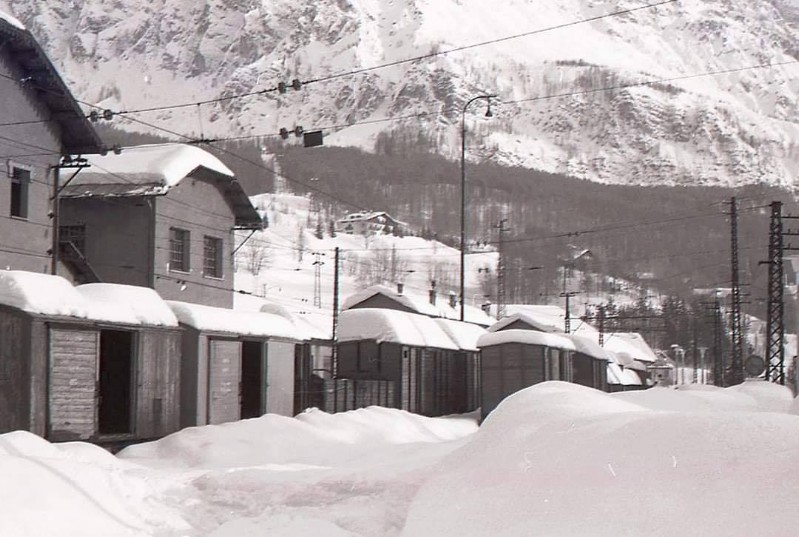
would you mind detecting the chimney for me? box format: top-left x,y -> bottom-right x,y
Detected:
397,282 -> 404,294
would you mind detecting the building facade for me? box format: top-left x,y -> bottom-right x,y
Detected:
0,17 -> 103,273
58,144 -> 262,308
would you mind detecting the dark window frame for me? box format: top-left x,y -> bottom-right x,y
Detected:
203,235 -> 223,279
169,227 -> 190,272
9,165 -> 30,219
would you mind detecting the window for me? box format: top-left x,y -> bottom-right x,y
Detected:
169,227 -> 190,272
10,167 -> 30,218
203,235 -> 223,278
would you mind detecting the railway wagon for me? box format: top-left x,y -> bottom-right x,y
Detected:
167,301 -> 304,427
0,272 -> 182,443
477,329 -> 610,420
336,308 -> 485,416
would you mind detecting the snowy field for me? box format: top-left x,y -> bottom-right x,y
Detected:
2,380 -> 799,536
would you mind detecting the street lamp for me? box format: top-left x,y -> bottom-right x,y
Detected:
460,94 -> 497,321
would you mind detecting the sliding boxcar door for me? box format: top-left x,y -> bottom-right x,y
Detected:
48,328 -> 99,440
207,339 -> 242,425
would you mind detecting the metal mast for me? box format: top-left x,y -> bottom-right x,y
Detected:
765,202 -> 785,384
729,197 -> 744,385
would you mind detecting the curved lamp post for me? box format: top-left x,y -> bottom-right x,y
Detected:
460,94 -> 496,321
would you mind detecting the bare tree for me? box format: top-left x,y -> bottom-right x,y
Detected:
242,239 -> 272,275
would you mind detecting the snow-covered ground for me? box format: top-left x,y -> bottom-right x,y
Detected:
2,380 -> 798,536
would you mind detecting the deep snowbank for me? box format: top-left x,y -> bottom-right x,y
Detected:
402,381 -> 799,537
0,431 -> 188,537
119,406 -> 478,469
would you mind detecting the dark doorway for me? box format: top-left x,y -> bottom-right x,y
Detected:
241,341 -> 264,419
98,330 -> 134,434
450,353 -> 469,414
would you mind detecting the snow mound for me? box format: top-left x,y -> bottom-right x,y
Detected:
402,381 -> 799,537
119,406 -> 478,469
0,431 -> 188,537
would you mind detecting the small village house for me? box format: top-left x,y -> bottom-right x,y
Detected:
335,211 -> 405,236
0,15 -> 104,274
58,144 -> 263,308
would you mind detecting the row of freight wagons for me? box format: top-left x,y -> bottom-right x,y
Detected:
0,271 -> 648,446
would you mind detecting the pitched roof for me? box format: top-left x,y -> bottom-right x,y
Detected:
342,284 -> 493,326
61,144 -> 263,230
338,308 -> 461,350
0,18 -> 104,155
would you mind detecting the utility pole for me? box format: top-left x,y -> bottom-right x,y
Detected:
712,292 -> 724,386
312,252 -> 324,308
561,291 -> 578,333
598,304 -> 606,346
495,218 -> 509,320
728,197 -> 744,385
331,247 -> 340,377
50,156 -> 90,274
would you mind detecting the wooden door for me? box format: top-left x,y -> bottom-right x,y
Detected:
207,339 -> 242,425
49,328 -> 99,440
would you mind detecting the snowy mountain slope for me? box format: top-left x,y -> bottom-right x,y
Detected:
2,0 -> 798,187
233,193 -> 498,327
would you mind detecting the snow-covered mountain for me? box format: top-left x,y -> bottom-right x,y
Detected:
3,0 -> 799,187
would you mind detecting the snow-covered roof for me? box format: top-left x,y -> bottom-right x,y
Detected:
168,301 -> 303,340
603,332 -> 657,364
76,283 -> 178,327
477,329 -> 577,352
501,305 -> 599,337
63,144 -> 262,230
0,271 -> 177,327
0,9 -> 25,29
83,144 -> 234,187
337,211 -> 405,226
488,311 -> 562,333
342,285 -> 493,326
570,334 -> 613,361
338,308 -> 460,350
434,319 -> 487,352
607,363 -> 643,386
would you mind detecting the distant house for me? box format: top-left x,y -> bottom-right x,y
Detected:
335,211 -> 405,236
0,15 -> 104,273
58,144 -> 263,308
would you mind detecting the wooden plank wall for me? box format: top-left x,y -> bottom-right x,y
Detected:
0,310 -> 26,433
48,328 -> 98,440
207,339 -> 242,425
265,341 -> 295,417
323,379 -> 396,413
137,330 -> 181,438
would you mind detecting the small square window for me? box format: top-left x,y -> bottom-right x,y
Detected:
169,228 -> 190,272
203,236 -> 223,278
10,167 -> 30,219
